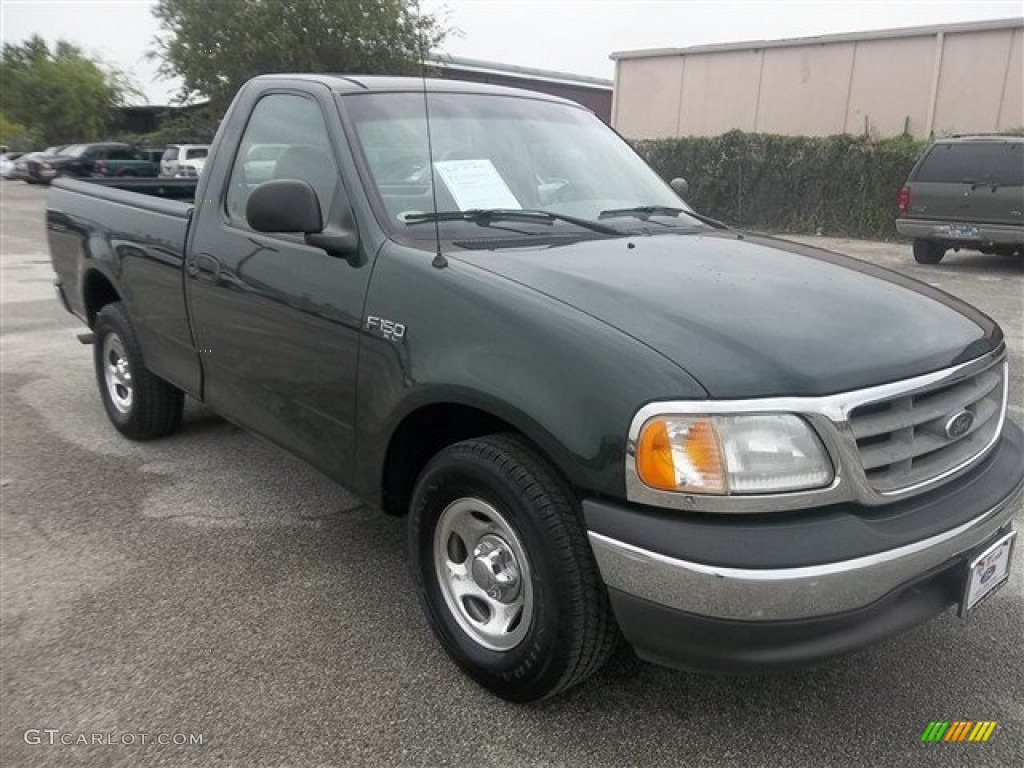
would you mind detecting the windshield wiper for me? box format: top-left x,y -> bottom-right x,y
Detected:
598,205 -> 728,229
403,209 -> 622,236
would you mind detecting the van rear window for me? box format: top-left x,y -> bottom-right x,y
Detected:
914,142 -> 1023,186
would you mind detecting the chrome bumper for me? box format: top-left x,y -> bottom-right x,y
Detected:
895,218 -> 1024,245
588,482 -> 1020,622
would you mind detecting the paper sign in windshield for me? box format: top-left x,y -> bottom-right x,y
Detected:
433,159 -> 521,210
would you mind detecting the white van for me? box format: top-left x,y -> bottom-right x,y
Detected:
159,144 -> 210,178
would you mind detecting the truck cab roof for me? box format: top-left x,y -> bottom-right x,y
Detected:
246,73 -> 581,107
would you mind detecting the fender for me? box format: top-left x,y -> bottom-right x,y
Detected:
354,240 -> 708,504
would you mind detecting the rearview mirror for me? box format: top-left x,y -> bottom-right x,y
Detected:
670,177 -> 689,198
246,179 -> 323,234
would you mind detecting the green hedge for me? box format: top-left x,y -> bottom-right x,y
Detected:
634,131 -> 928,240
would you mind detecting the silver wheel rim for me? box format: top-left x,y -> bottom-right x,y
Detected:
102,333 -> 133,414
434,497 -> 533,651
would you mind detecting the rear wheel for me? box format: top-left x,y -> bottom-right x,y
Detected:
93,302 -> 183,439
913,238 -> 946,264
409,434 -> 618,702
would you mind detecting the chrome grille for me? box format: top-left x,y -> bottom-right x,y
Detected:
848,361 -> 1006,493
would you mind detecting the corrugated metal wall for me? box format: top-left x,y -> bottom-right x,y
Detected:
612,20 -> 1023,139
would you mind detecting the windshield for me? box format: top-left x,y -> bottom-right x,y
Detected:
344,91 -> 702,240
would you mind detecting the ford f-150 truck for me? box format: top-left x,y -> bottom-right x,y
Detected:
48,75 -> 1023,702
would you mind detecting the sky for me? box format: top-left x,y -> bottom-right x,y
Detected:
1,0 -> 1021,105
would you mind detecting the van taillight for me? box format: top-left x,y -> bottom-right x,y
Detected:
898,185 -> 911,213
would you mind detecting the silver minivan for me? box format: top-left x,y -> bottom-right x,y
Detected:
159,144 -> 210,178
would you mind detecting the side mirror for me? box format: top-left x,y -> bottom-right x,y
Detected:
670,177 -> 689,198
246,178 -> 361,264
246,179 -> 323,234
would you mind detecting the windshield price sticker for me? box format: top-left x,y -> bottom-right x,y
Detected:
433,159 -> 521,211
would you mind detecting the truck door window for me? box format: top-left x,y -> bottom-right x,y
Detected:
226,93 -> 338,225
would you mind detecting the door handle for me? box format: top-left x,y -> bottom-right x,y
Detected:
186,253 -> 221,281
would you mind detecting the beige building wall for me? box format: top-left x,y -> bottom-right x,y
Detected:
612,19 -> 1024,139
933,29 -> 1016,135
676,50 -> 762,136
843,37 -> 934,137
997,28 -> 1024,130
612,57 -> 684,139
755,43 -> 855,135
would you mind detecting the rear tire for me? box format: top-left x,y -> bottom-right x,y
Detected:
93,302 -> 183,439
913,238 -> 946,264
409,434 -> 618,702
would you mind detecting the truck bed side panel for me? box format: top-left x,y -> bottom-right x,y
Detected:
47,179 -> 201,396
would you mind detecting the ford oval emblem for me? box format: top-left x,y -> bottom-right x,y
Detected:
944,410 -> 975,440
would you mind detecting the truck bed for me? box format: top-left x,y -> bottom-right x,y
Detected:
61,176 -> 199,201
47,175 -> 201,396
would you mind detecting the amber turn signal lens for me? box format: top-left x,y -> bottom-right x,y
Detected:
635,417 -> 727,494
636,419 -> 676,490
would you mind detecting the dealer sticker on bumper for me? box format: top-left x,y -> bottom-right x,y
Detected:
961,530 -> 1015,618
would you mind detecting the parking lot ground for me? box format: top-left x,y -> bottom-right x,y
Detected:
2,180 -> 1022,767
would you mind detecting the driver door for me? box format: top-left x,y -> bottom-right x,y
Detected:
186,89 -> 372,482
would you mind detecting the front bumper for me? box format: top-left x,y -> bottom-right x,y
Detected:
895,218 -> 1024,245
586,420 -> 1023,671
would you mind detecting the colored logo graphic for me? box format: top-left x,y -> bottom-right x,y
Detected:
979,564 -> 997,584
921,721 -> 997,742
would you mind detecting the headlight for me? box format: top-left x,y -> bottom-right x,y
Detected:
635,413 -> 833,495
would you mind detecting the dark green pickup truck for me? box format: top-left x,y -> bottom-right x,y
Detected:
47,75 -> 1022,701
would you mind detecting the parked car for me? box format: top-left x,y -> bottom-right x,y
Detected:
47,75 -> 1022,702
17,146 -> 68,183
177,155 -> 207,178
897,135 -> 1024,264
11,152 -> 38,182
159,144 -> 210,177
47,142 -> 158,181
0,150 -> 24,178
139,147 -> 166,165
240,143 -> 287,185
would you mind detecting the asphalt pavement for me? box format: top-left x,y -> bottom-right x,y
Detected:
2,180 -> 1022,767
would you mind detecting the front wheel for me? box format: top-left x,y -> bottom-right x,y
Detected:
93,302 -> 183,439
408,434 -> 618,702
913,238 -> 946,264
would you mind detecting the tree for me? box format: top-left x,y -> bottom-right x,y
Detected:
151,0 -> 447,111
0,36 -> 138,148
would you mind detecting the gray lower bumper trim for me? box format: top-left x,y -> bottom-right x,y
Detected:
895,218 -> 1024,245
588,485 -> 1020,621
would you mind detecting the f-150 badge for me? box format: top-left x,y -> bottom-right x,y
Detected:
365,315 -> 406,341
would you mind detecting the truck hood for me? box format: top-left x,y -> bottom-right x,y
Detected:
449,231 -> 1000,398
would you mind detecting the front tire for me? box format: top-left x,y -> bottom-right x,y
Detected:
409,434 -> 618,702
93,302 -> 183,439
913,238 -> 946,264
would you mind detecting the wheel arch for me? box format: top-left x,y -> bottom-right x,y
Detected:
82,268 -> 121,328
378,398 -> 576,517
